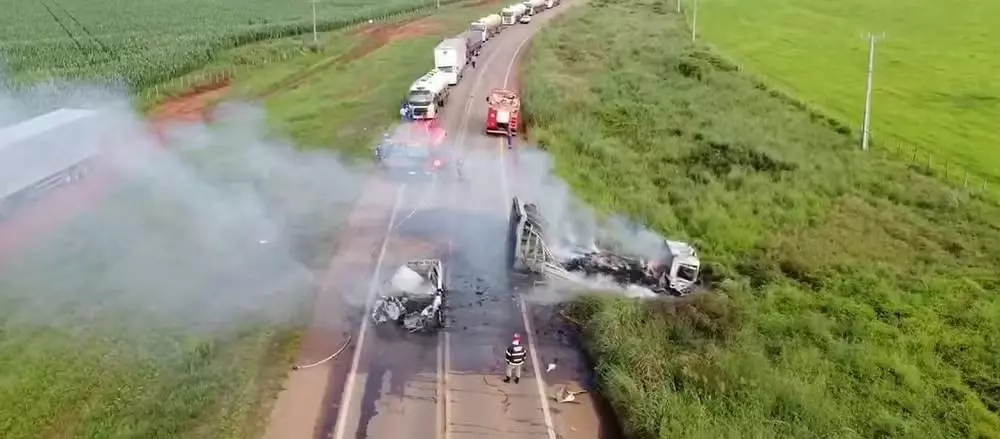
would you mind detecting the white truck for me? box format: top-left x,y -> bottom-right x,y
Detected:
470,14 -> 502,40
406,70 -> 450,120
500,4 -> 527,25
522,0 -> 546,15
371,260 -> 446,333
0,108 -> 102,218
544,0 -> 560,8
434,38 -> 468,86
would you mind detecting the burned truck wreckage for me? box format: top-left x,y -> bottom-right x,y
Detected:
371,260 -> 446,333
506,197 -> 701,296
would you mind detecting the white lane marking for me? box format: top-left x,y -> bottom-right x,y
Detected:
439,29 -> 520,439
504,30 -> 535,87
332,184 -> 407,439
442,331 -> 452,439
520,295 -> 557,439
498,31 -> 537,206
436,330 -> 445,439
501,30 -> 558,439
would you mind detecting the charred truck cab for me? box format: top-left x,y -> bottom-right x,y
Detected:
654,241 -> 701,293
371,260 -> 446,333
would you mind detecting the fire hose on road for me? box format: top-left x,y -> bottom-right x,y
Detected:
291,335 -> 353,370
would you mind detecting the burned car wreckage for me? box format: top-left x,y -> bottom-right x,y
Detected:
506,197 -> 701,296
371,259 -> 446,333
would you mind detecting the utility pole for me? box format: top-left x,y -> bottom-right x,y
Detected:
676,0 -> 681,13
437,0 -> 440,9
860,32 -> 884,152
310,0 -> 319,45
691,0 -> 699,42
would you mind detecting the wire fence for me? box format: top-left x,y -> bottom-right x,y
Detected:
872,136 -> 994,197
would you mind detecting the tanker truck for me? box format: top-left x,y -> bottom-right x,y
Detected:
522,0 -> 546,14
470,14 -> 502,40
500,4 -> 527,25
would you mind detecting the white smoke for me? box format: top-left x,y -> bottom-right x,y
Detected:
0,77 -> 375,336
509,148 -> 682,302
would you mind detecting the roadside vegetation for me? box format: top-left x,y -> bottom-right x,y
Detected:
524,0 -> 1000,437
696,0 -> 1000,184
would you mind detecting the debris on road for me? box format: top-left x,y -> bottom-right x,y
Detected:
551,385 -> 587,404
371,260 -> 446,333
507,197 -> 702,296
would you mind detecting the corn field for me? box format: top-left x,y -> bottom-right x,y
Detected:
0,0 -> 460,91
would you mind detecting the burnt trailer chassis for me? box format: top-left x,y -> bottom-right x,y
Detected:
505,197 -> 701,296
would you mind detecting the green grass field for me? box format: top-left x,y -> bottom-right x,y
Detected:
694,0 -> 1000,184
0,0 -> 453,89
524,0 -> 1000,437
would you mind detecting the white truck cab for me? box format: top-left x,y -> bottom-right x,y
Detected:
407,70 -> 449,119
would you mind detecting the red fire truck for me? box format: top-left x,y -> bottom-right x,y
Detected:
485,89 -> 520,136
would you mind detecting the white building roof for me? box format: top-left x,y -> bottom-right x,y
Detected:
0,108 -> 101,200
0,108 -> 96,151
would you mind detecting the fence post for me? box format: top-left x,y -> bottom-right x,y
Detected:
944,161 -> 948,180
927,153 -> 932,172
964,172 -> 969,188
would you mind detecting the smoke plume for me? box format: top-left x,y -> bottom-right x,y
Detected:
507,148 -> 678,302
0,78 -> 374,337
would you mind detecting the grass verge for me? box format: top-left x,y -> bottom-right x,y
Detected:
695,0 -> 1000,184
524,0 -> 1000,437
230,1 -> 502,155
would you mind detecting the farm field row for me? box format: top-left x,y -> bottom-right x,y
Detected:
524,0 -> 1000,437
696,0 -> 1000,182
0,0 -> 460,89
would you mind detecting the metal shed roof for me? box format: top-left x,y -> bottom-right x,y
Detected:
0,108 -> 101,200
0,108 -> 97,151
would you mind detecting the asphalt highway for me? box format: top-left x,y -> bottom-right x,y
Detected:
264,3 -> 616,438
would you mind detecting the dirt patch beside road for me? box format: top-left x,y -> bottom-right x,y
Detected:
151,79 -> 232,126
